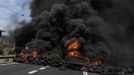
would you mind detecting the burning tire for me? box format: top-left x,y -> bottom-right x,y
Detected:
44,53 -> 63,67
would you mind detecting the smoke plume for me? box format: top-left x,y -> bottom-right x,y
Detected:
14,0 -> 134,68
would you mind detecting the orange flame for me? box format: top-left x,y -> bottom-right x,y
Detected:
67,51 -> 80,57
67,40 -> 79,50
90,59 -> 102,66
32,50 -> 38,58
66,39 -> 80,57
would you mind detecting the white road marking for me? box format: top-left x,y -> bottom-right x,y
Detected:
28,66 -> 49,74
39,66 -> 49,70
45,66 -> 49,68
39,67 -> 46,70
83,71 -> 88,75
28,70 -> 38,74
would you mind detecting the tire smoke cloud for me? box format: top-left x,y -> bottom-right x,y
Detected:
14,0 -> 134,68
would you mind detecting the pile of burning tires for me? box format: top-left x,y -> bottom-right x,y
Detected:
86,65 -> 134,75
13,49 -> 134,75
13,49 -> 63,67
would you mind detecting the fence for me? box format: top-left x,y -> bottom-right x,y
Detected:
0,55 -> 14,63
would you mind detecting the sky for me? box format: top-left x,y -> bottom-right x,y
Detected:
0,0 -> 31,34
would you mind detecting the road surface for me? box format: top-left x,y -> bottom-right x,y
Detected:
0,63 -> 99,75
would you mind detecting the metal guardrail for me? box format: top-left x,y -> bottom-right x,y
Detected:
0,55 -> 15,63
0,55 -> 15,59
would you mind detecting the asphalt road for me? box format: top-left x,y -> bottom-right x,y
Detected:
0,63 -> 100,75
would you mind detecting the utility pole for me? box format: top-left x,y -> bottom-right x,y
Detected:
0,30 -> 5,43
0,30 -> 2,37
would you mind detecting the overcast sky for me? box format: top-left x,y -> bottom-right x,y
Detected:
0,0 -> 31,34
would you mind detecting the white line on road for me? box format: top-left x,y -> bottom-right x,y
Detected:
28,66 -> 49,74
45,66 -> 49,68
39,66 -> 49,70
83,71 -> 88,75
39,67 -> 46,70
28,70 -> 38,74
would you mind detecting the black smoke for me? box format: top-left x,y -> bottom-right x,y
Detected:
30,0 -> 65,17
14,0 -> 134,68
13,23 -> 36,48
91,0 -> 134,67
